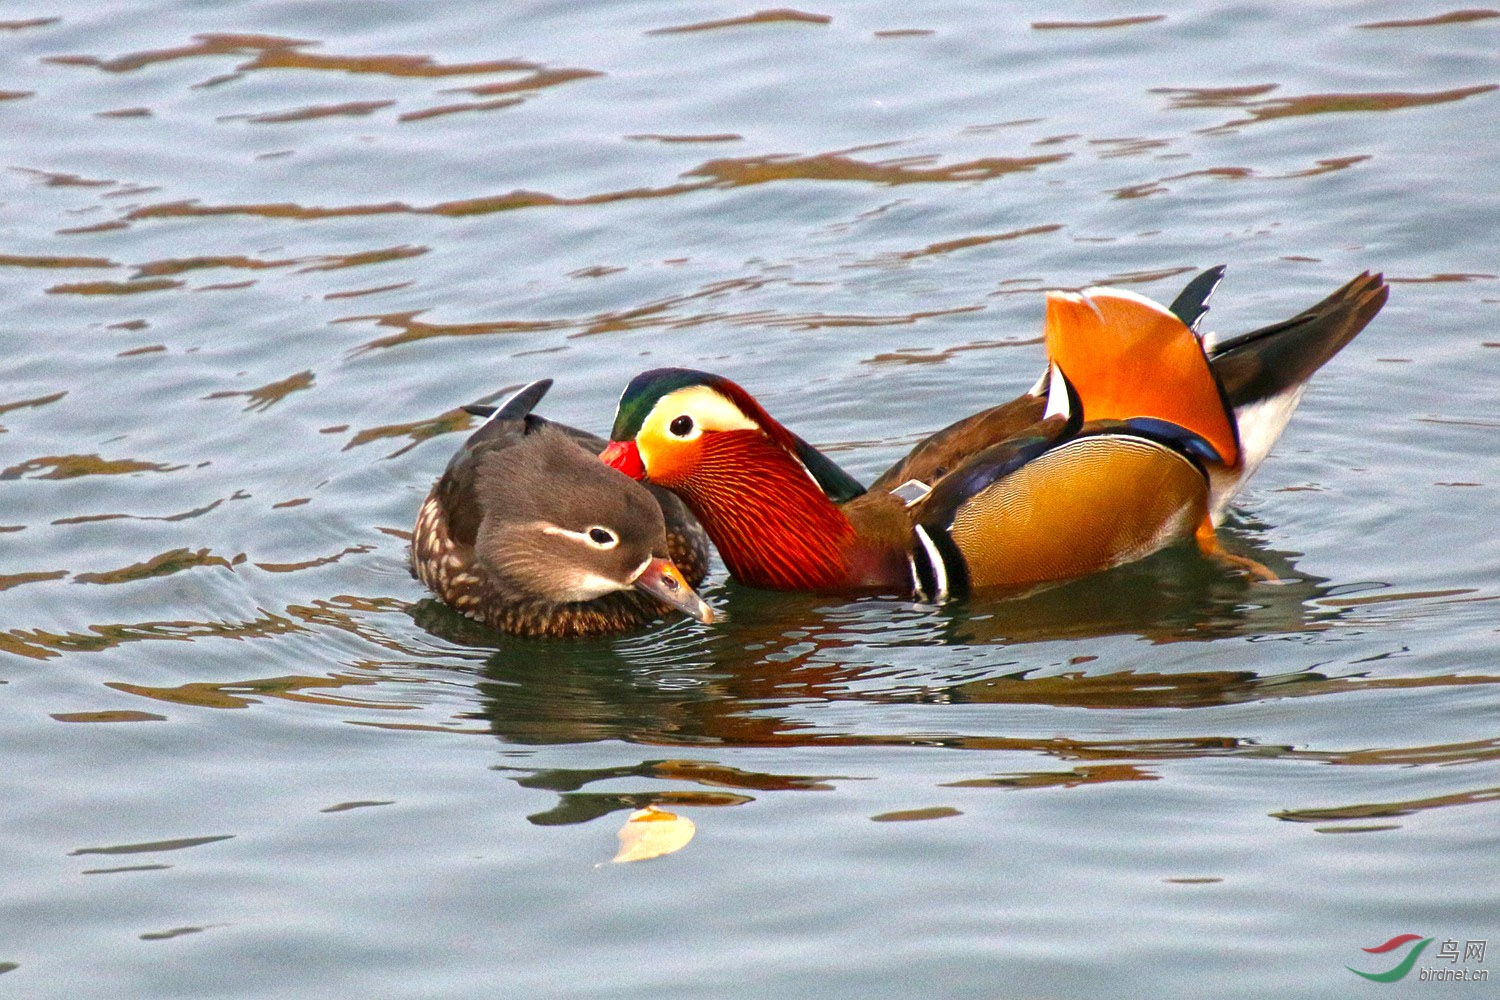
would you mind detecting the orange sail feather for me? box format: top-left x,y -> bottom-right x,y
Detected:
1044,287 -> 1240,468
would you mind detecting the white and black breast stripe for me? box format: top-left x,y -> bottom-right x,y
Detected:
909,523 -> 969,603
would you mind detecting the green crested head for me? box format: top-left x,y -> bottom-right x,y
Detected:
609,368 -> 732,442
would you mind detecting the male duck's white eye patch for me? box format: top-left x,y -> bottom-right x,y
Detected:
541,524 -> 619,549
644,385 -> 759,441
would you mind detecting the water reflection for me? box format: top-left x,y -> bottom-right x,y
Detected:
486,735 -> 1500,828
647,10 -> 833,35
0,595 -> 404,661
1153,82 -> 1498,133
493,758 -> 840,825
73,547 -> 244,584
1031,16 -> 1165,31
942,763 -> 1156,789
46,31 -> 583,87
107,672 -> 413,711
1,453 -> 185,479
425,517 -> 1500,782
342,276 -> 983,352
94,144 -> 1075,228
685,150 -> 1069,187
1274,782 -> 1500,834
1357,11 -> 1500,29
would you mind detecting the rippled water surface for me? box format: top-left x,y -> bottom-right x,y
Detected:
3,2 -> 1499,996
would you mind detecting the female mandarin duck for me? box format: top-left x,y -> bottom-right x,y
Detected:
600,270 -> 1387,599
412,379 -> 713,637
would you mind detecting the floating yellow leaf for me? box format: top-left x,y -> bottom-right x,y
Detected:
608,806 -> 695,864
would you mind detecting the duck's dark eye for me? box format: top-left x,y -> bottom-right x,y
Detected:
669,415 -> 694,437
588,527 -> 615,546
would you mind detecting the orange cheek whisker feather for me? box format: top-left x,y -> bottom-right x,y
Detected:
680,432 -> 855,591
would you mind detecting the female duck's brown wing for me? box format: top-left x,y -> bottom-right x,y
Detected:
435,379 -> 560,548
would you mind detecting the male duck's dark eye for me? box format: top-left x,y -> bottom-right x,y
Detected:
669,415 -> 694,437
588,527 -> 615,545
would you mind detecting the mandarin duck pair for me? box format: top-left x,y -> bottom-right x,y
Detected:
413,269 -> 1387,637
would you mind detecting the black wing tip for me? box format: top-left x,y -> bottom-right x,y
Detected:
1168,265 -> 1228,332
494,378 -> 554,420
462,379 -> 555,422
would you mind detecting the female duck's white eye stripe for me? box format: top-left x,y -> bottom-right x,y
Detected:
541,524 -> 619,549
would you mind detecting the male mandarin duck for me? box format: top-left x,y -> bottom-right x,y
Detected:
412,379 -> 713,638
600,270 -> 1387,599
